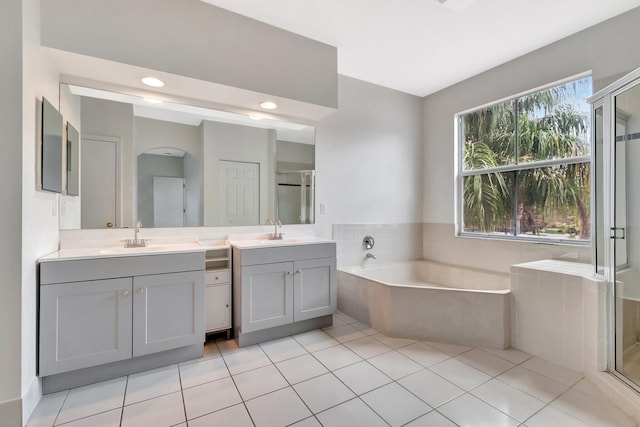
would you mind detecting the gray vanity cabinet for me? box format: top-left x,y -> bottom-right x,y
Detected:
233,242 -> 336,346
241,261 -> 294,332
39,278 -> 133,376
132,271 -> 204,357
39,252 -> 205,378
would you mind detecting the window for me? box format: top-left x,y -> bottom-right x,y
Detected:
456,75 -> 592,242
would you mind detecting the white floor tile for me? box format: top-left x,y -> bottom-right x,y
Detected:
178,356 -> 229,389
125,364 -> 181,405
323,324 -> 367,343
233,364 -> 289,400
55,377 -> 127,425
221,344 -> 271,375
572,378 -> 609,401
525,405 -> 590,427
439,393 -> 519,427
482,347 -> 532,365
429,358 -> 491,390
121,391 -> 185,427
187,403 -> 253,427
331,313 -> 350,327
290,416 -> 322,426
368,350 -> 423,380
456,348 -> 515,376
521,357 -> 583,387
344,336 -> 392,359
276,354 -> 329,384
425,341 -> 472,356
333,312 -> 358,324
471,379 -> 546,422
361,382 -> 430,427
182,377 -> 242,420
58,408 -> 121,427
181,339 -> 221,365
245,387 -> 311,427
351,321 -> 378,335
371,333 -> 416,349
215,338 -> 241,355
26,391 -> 67,427
497,366 -> 568,403
316,398 -> 387,427
258,336 -> 307,363
293,330 -> 340,352
398,370 -> 464,408
551,388 -> 635,427
294,373 -> 355,413
398,342 -> 450,367
312,344 -> 362,370
404,411 -> 458,427
333,361 -> 392,395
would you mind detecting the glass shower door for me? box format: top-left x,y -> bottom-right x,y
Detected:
614,82 -> 640,384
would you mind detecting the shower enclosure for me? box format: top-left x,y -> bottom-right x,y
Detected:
275,170 -> 315,224
591,67 -> 640,388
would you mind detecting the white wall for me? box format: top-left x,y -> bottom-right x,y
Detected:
422,7 -> 640,272
0,0 -> 24,425
40,0 -> 337,109
21,0 -> 62,423
315,75 -> 424,238
58,83 -> 81,229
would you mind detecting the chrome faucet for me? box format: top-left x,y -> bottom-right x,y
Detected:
270,219 -> 283,240
124,221 -> 147,248
366,252 -> 377,260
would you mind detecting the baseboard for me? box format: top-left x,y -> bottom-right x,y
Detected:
22,377 -> 42,426
0,397 -> 22,427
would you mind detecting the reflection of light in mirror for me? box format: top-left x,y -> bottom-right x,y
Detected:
260,101 -> 278,110
143,97 -> 163,104
249,115 -> 264,120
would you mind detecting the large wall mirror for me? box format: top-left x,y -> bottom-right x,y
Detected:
59,84 -> 316,229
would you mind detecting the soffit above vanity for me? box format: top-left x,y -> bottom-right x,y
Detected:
40,0 -> 338,120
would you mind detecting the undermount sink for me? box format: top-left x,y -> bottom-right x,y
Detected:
230,237 -> 332,249
98,245 -> 169,255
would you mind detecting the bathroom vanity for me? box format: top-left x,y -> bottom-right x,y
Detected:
38,245 -> 205,393
232,239 -> 337,346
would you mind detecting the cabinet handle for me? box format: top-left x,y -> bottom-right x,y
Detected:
225,304 -> 229,308
286,271 -> 292,275
136,288 -> 144,294
215,276 -> 219,280
121,290 -> 129,296
295,270 -> 301,274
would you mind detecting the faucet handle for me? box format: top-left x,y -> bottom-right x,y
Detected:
265,218 -> 273,225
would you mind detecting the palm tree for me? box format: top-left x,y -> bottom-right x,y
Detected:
462,78 -> 591,238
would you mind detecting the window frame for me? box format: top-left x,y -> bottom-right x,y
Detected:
454,72 -> 592,245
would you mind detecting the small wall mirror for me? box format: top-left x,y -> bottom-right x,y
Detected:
66,122 -> 79,196
41,97 -> 64,193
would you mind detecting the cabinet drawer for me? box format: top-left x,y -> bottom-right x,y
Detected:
206,270 -> 230,284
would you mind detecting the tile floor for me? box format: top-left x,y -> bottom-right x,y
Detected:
27,312 -> 636,427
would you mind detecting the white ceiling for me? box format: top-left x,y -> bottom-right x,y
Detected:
201,0 -> 640,97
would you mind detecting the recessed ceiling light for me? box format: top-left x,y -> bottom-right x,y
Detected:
141,77 -> 165,88
143,97 -> 163,104
260,101 -> 278,110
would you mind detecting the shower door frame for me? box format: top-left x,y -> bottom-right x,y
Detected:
590,66 -> 640,391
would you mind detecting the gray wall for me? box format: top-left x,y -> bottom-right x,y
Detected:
0,0 -> 23,422
81,97 -> 135,227
137,154 -> 184,227
276,140 -> 314,170
422,6 -> 640,272
40,0 -> 338,108
202,121 -> 275,225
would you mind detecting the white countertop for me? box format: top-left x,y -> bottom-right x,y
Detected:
40,242 -> 211,262
230,236 -> 335,250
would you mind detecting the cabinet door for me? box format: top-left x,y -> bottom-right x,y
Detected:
293,257 -> 337,322
241,262 -> 293,332
39,278 -> 133,376
205,284 -> 231,332
133,271 -> 205,357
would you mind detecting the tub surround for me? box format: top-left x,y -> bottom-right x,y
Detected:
338,260 -> 511,349
510,260 -> 606,374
